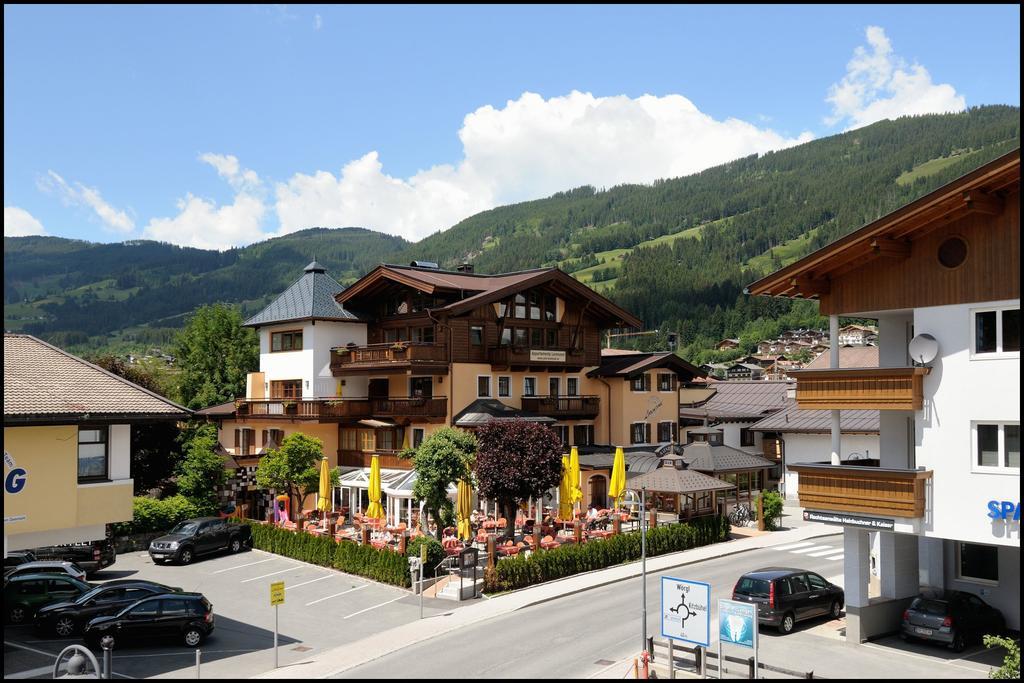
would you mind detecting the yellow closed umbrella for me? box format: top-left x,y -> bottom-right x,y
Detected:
316,456 -> 331,528
558,455 -> 573,520
569,446 -> 582,508
456,479 -> 473,542
608,446 -> 626,511
366,454 -> 385,520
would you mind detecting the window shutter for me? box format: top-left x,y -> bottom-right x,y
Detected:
672,422 -> 679,442
262,430 -> 268,447
234,429 -> 240,448
645,423 -> 652,444
644,374 -> 651,392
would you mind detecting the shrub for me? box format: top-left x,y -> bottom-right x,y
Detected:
756,490 -> 785,530
406,537 -> 445,576
112,495 -> 202,536
489,515 -> 729,592
985,635 -> 1020,679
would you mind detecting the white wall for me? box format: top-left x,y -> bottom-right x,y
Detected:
781,432 -> 880,499
940,541 -> 1020,630
914,299 -> 1020,548
258,321 -> 366,398
719,421 -> 763,452
109,424 -> 131,481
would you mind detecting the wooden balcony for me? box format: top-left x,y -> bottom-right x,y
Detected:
489,346 -> 586,369
330,342 -> 449,375
337,449 -> 411,469
791,367 -> 930,410
235,397 -> 447,421
521,395 -> 600,419
788,463 -> 932,518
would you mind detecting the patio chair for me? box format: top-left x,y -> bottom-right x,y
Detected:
540,535 -> 561,550
497,540 -> 519,556
442,537 -> 463,557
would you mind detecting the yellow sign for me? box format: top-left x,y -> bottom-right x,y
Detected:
270,581 -> 285,606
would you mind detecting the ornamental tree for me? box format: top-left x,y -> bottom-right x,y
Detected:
255,432 -> 339,516
410,428 -> 477,540
474,419 -> 564,541
175,422 -> 227,514
174,304 -> 258,410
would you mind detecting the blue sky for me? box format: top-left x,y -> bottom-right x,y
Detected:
3,4 -> 1020,249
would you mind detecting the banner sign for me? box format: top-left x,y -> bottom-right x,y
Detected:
529,349 -> 566,362
803,509 -> 894,530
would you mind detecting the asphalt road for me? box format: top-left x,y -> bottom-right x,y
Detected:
335,533 -> 998,679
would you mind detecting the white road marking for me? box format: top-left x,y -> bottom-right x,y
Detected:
240,566 -> 303,582
6,665 -> 56,679
823,553 -> 845,561
288,575 -> 334,589
305,584 -> 368,606
789,545 -> 834,554
805,547 -> 841,557
4,640 -> 58,658
211,557 -> 276,573
861,642 -> 988,673
342,594 -> 406,619
773,541 -> 816,551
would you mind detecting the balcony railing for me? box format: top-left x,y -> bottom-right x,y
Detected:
521,395 -> 600,419
788,463 -> 932,518
489,346 -> 586,367
337,449 -> 410,469
235,397 -> 447,420
791,367 -> 930,411
330,342 -> 449,374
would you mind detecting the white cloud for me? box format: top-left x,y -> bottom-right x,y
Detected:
38,170 -> 135,234
4,206 -> 47,237
143,192 -> 266,251
314,13 -> 322,30
826,26 -> 965,130
198,153 -> 262,193
275,90 -> 814,241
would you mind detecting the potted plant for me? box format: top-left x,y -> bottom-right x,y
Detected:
282,400 -> 297,414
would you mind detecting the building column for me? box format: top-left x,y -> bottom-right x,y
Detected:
830,314 -> 841,466
917,537 -> 944,590
880,532 -> 920,599
843,527 -> 871,645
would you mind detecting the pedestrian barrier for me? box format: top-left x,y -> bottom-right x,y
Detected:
649,638 -> 817,678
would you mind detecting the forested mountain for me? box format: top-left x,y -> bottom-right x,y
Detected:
4,106 -> 1019,358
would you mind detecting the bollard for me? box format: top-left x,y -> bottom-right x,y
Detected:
748,655 -> 755,679
398,531 -> 407,554
668,639 -> 674,680
486,535 -> 496,570
196,649 -> 201,679
641,650 -> 650,680
649,509 -> 657,529
695,646 -> 704,679
100,635 -> 114,679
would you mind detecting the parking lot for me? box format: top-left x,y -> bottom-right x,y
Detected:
4,547 -> 464,679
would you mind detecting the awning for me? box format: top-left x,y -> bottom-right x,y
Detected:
358,418 -> 399,428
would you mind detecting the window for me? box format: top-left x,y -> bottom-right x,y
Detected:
270,380 -> 302,399
412,326 -> 434,343
546,329 -> 557,347
631,374 -> 651,392
658,373 -> 675,392
78,427 -> 108,482
377,430 -> 395,451
806,573 -> 829,591
789,574 -> 809,593
128,600 -> 161,618
630,423 -> 650,445
360,429 -> 375,451
514,294 -> 527,319
470,326 -> 484,346
530,328 -> 543,347
122,588 -> 153,602
500,328 -> 512,346
552,425 -> 569,447
573,425 -> 594,446
549,377 -> 561,397
161,599 -> 189,616
477,376 -> 491,398
410,376 -> 432,398
529,292 -> 541,320
412,428 -> 425,448
957,542 -> 999,583
740,429 -> 755,447
544,294 -> 557,322
657,422 -> 674,443
523,377 -> 537,397
340,429 -> 358,451
567,377 -> 579,396
497,376 -> 511,397
972,306 -> 1020,356
974,422 -> 1020,471
514,328 -> 528,347
270,330 -> 303,352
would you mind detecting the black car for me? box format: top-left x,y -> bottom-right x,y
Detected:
732,567 -> 845,634
149,517 -> 251,565
34,581 -> 182,637
30,539 -> 116,576
3,550 -> 37,570
84,593 -> 214,649
901,590 -> 1006,652
4,573 -> 94,624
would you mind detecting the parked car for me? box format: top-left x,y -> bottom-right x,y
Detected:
5,561 -> 89,583
3,550 -> 38,570
34,580 -> 182,637
732,567 -> 845,634
84,593 -> 214,649
901,590 -> 1006,652
29,539 -> 116,576
4,573 -> 93,624
149,517 -> 251,565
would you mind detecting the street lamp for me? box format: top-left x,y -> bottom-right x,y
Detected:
641,485 -> 648,655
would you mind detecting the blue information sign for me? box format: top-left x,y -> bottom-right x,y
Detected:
718,599 -> 757,649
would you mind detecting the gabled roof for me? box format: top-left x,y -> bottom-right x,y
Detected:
452,399 -> 556,427
681,441 -> 776,473
678,380 -> 790,422
749,399 -> 879,434
244,261 -> 358,327
803,345 -> 879,370
588,351 -> 705,379
4,334 -> 190,423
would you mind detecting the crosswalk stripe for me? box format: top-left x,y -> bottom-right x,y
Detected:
790,545 -> 833,554
774,541 -> 816,551
824,553 -> 844,561
806,547 -> 841,557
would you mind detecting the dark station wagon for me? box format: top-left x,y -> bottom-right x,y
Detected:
732,567 -> 845,634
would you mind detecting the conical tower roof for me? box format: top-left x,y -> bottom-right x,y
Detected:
244,263 -> 357,327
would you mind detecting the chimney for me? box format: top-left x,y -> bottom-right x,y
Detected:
456,263 -> 474,273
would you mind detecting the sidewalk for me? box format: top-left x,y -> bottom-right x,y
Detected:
255,511 -> 836,679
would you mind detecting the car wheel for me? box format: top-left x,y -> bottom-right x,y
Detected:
183,628 -> 204,647
178,548 -> 194,565
54,616 -> 77,637
778,612 -> 795,635
229,537 -> 242,553
830,600 -> 843,619
8,605 -> 27,624
951,631 -> 966,653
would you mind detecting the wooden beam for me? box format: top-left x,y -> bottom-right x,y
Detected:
962,190 -> 1003,216
789,276 -> 830,297
870,237 -> 911,259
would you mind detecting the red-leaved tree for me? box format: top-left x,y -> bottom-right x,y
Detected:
474,419 -> 564,541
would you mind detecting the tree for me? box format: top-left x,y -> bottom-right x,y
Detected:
174,304 -> 258,410
175,422 -> 227,515
410,428 -> 477,540
474,420 -> 564,541
255,433 -> 340,515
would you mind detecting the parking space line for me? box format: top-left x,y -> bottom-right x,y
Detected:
305,584 -> 368,606
6,665 -> 56,679
4,640 -> 58,658
211,558 -> 277,573
288,575 -> 334,589
805,547 -> 841,557
240,566 -> 303,582
774,541 -> 816,551
860,642 -> 988,673
342,594 -> 406,619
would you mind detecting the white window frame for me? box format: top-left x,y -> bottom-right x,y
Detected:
955,542 -> 1000,586
566,376 -> 580,397
630,422 -> 649,445
523,376 -> 538,397
969,304 -> 1020,360
497,375 -> 511,398
476,375 -> 492,398
971,421 -> 1020,474
658,373 -> 675,393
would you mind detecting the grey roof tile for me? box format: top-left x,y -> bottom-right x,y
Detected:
244,261 -> 357,327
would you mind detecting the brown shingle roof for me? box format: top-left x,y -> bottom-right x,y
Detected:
678,380 -> 790,422
626,455 -> 737,494
749,399 -> 879,434
804,345 -> 880,369
4,334 -> 190,422
588,351 -> 704,379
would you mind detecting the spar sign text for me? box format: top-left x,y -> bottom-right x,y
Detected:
5,451 -> 28,495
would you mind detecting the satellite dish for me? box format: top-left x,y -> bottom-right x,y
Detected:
908,333 -> 939,365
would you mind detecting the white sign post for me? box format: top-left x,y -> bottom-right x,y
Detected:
661,577 -> 710,674
270,581 -> 285,668
718,599 -> 758,678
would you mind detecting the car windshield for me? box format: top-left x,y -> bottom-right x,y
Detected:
735,577 -> 771,597
76,585 -> 111,603
911,598 -> 948,615
170,522 -> 199,535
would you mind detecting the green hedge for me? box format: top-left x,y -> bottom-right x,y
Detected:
488,515 -> 730,592
111,495 -> 203,536
406,537 -> 445,576
247,522 -> 409,588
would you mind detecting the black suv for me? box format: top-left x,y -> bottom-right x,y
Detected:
149,517 -> 251,565
732,567 -> 845,634
84,593 -> 214,649
34,580 -> 181,637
